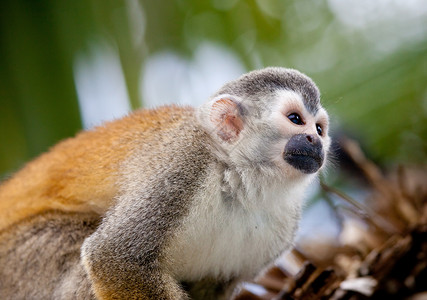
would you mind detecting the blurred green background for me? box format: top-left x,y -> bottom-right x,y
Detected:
1,0 -> 426,179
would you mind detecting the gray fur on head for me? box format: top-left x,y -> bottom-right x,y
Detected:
213,67 -> 320,115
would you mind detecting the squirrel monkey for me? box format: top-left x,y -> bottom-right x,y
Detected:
0,67 -> 330,299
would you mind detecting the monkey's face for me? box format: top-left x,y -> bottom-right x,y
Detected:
198,67 -> 330,179
269,89 -> 330,176
199,89 -> 330,179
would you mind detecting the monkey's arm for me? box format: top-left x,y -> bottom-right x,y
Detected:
81,183 -> 188,299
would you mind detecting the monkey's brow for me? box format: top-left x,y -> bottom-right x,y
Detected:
282,87 -> 319,115
304,101 -> 319,116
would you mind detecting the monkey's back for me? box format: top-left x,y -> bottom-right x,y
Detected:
0,105 -> 195,231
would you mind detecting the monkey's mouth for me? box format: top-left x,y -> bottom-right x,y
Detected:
283,134 -> 324,174
283,151 -> 323,174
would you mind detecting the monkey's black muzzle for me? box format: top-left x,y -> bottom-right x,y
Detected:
283,134 -> 324,174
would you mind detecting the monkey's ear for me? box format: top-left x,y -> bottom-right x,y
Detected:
209,96 -> 244,142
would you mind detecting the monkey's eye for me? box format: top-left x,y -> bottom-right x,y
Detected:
316,124 -> 323,136
287,113 -> 304,125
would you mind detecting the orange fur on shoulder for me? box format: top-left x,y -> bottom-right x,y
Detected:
0,105 -> 193,231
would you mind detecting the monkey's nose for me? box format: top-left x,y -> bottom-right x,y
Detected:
305,134 -> 315,144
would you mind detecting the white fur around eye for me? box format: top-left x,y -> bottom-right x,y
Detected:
270,91 -> 307,136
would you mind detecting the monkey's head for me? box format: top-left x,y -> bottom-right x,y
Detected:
198,67 -> 331,180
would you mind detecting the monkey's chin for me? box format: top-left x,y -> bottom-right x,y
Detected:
283,154 -> 322,174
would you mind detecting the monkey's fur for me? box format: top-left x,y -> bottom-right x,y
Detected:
0,67 -> 330,299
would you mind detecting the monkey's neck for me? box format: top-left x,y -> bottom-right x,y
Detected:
220,164 -> 308,212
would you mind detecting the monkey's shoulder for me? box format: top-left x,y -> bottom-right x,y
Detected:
0,105 -> 197,231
